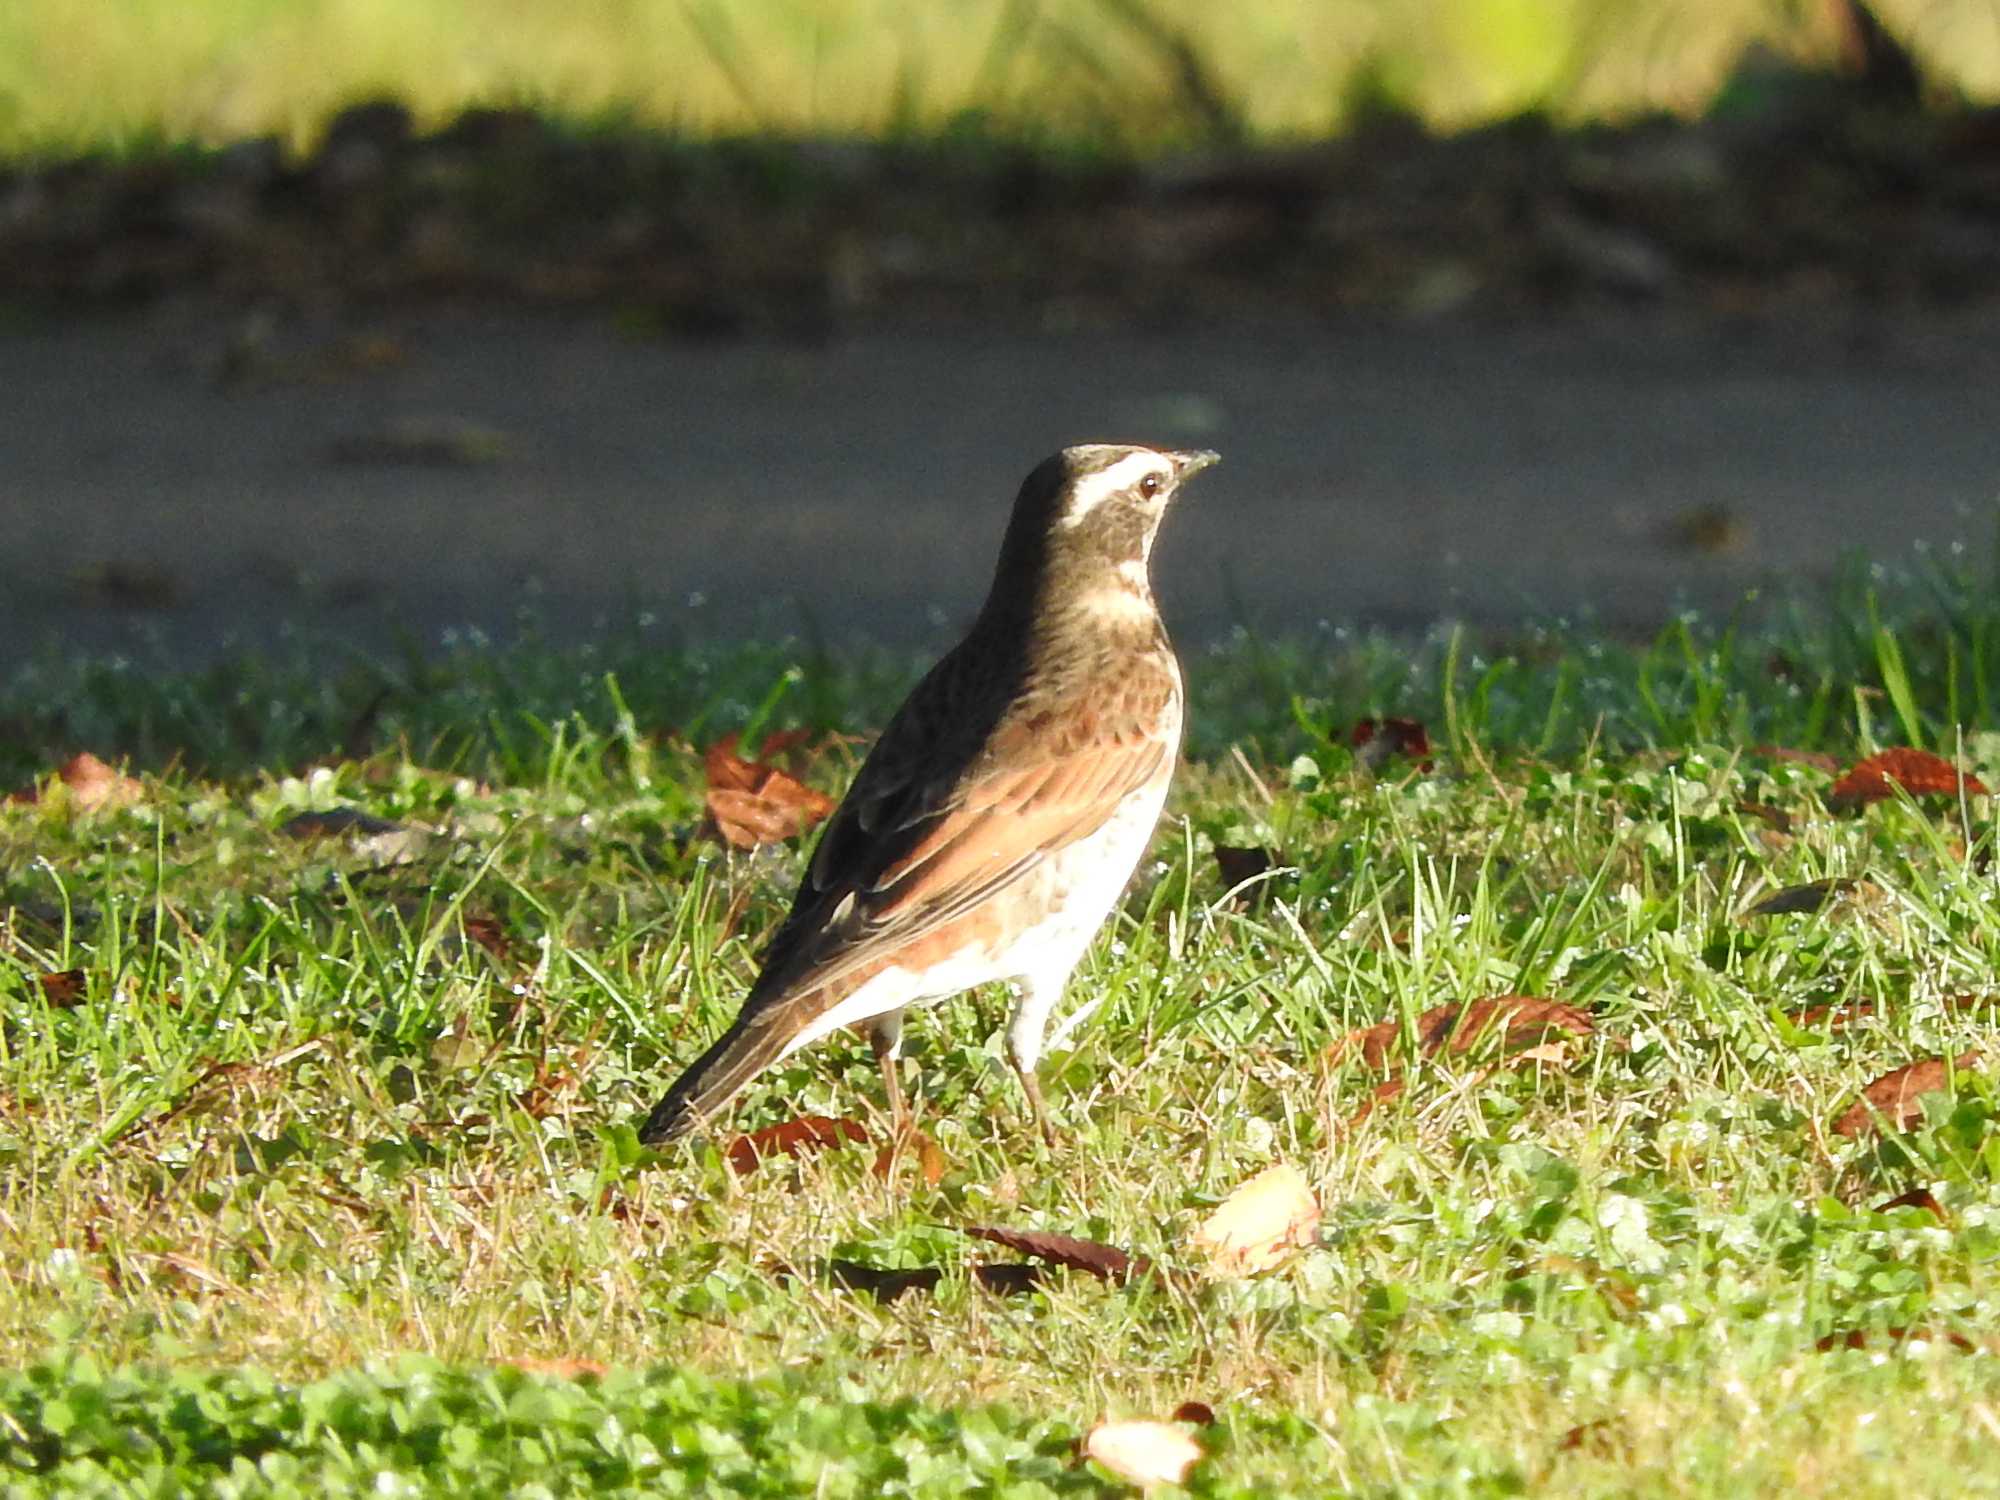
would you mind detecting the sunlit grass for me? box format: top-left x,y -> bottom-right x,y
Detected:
5,557 -> 2000,1490
2,0 -> 1997,158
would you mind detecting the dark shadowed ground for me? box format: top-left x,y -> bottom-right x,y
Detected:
3,300 -> 1998,673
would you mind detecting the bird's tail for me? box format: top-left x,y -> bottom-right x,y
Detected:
638,1007 -> 797,1146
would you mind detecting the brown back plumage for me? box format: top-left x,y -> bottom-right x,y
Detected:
639,444 -> 1212,1145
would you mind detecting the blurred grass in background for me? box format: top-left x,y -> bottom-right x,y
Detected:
3,0 -> 1997,157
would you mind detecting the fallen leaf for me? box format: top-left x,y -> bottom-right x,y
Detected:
828,1260 -> 941,1304
1874,1187 -> 1943,1217
1537,1253 -> 1641,1311
36,970 -> 87,1008
1735,801 -> 1794,834
1816,1325 -> 1977,1353
1557,1419 -> 1627,1457
1191,1163 -> 1320,1276
703,732 -> 837,849
460,915 -> 518,965
1833,1052 -> 1980,1138
278,808 -> 407,839
873,1129 -> 947,1188
1212,844 -> 1273,890
724,1114 -> 868,1175
499,1357 -> 608,1380
1746,878 -> 1863,916
957,1225 -> 1149,1283
1351,716 -> 1434,772
279,807 -> 428,864
1332,996 -> 1594,1071
1828,748 -> 1988,811
8,753 -> 145,811
1344,1075 -> 1407,1130
1791,999 -> 1876,1029
970,1263 -> 1045,1296
1081,1419 -> 1204,1490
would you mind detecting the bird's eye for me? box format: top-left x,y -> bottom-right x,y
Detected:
1138,472 -> 1164,499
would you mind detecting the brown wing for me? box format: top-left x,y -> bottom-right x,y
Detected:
741,658 -> 1178,1013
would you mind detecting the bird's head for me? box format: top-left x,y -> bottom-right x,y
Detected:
988,444 -> 1218,620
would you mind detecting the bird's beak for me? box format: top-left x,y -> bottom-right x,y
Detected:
1169,449 -> 1220,481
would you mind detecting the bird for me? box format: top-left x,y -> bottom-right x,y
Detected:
639,442 -> 1217,1149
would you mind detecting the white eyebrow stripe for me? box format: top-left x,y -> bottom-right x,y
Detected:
1058,451 -> 1172,527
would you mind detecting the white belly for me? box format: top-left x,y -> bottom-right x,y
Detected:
780,757 -> 1176,1056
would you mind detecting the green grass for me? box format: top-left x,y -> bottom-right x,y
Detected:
7,551 -> 2000,1493
2,0 -> 1998,158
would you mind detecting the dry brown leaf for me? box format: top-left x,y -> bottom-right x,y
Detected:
958,1225 -> 1149,1283
703,732 -> 838,849
1343,1075 -> 1407,1130
1875,1187 -> 1944,1217
1212,844 -> 1274,891
1332,996 -> 1593,1071
460,914 -> 519,965
1191,1163 -> 1320,1276
1828,748 -> 1989,811
1747,878 -> 1864,916
827,1260 -> 941,1304
724,1114 -> 868,1175
1082,1419 -> 1204,1490
8,752 -> 145,811
36,970 -> 87,1008
1816,1325 -> 1978,1353
1735,800 -> 1795,835
970,1263 -> 1045,1296
1833,1052 -> 1980,1138
1792,999 -> 1877,1029
873,1129 -> 947,1188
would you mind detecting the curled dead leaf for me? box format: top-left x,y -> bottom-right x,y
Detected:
724,1114 -> 868,1175
1081,1419 -> 1204,1490
36,970 -> 87,1008
1332,996 -> 1594,1072
1833,1052 -> 1980,1138
1790,999 -> 1877,1029
7,753 -> 145,812
1874,1187 -> 1943,1217
703,732 -> 837,849
970,1263 -> 1045,1296
1746,878 -> 1865,917
1191,1163 -> 1320,1276
957,1225 -> 1149,1283
873,1129 -> 947,1188
828,1260 -> 941,1304
1816,1325 -> 1978,1353
1211,844 -> 1274,891
1828,748 -> 1988,811
1344,1075 -> 1407,1131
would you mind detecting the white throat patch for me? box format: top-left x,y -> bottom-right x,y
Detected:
1058,451 -> 1173,529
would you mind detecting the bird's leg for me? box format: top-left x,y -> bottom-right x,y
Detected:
868,1010 -> 912,1142
1013,1061 -> 1057,1150
1007,972 -> 1066,1149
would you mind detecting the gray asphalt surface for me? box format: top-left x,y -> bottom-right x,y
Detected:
4,302 -> 1998,672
